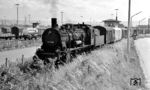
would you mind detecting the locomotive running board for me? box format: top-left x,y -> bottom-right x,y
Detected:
70,45 -> 93,51
54,45 -> 94,53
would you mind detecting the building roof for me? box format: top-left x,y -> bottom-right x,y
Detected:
103,19 -> 120,23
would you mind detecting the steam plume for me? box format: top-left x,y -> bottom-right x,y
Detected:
50,0 -> 59,18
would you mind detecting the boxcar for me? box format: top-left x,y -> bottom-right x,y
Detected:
94,26 -> 115,44
93,28 -> 104,46
122,28 -> 127,38
105,27 -> 115,43
94,26 -> 106,44
145,29 -> 150,34
114,27 -> 122,42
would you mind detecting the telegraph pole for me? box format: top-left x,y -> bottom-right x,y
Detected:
24,16 -> 27,26
28,14 -> 31,25
1,19 -> 3,26
61,11 -> 64,25
15,4 -> 19,25
90,17 -> 92,25
130,11 -> 142,29
148,18 -> 150,33
111,14 -> 114,19
139,18 -> 146,34
139,18 -> 146,26
127,0 -> 131,55
81,16 -> 83,23
115,9 -> 118,21
4,16 -> 6,25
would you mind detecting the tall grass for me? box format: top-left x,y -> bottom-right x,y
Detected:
0,39 -> 146,90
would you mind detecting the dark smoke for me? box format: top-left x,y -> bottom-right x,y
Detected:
35,0 -> 59,18
50,0 -> 59,18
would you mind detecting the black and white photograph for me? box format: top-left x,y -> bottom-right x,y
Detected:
0,0 -> 149,90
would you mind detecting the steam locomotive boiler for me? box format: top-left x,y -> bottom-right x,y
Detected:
35,18 -> 63,62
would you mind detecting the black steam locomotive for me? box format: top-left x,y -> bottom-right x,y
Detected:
33,18 -> 103,66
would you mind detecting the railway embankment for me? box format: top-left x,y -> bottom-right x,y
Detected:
45,39 -> 145,90
0,39 -> 146,90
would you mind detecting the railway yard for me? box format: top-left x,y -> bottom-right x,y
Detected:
0,20 -> 149,90
1,0 -> 150,90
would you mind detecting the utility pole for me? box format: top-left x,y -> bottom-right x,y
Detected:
130,11 -> 142,29
139,18 -> 146,26
115,9 -> 118,21
24,16 -> 27,26
15,4 -> 19,25
4,16 -> 6,25
139,18 -> 146,34
130,11 -> 142,35
61,11 -> 64,25
148,18 -> 150,33
81,16 -> 83,23
111,14 -> 114,19
90,17 -> 92,25
1,19 -> 3,26
127,0 -> 131,55
28,14 -> 31,25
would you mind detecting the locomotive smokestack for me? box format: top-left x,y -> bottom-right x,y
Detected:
51,18 -> 57,28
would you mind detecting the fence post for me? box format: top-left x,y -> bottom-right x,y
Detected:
22,55 -> 24,64
5,58 -> 8,67
16,58 -> 18,63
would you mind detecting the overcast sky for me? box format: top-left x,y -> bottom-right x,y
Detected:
0,0 -> 149,26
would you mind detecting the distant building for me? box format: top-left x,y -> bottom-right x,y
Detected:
103,19 -> 120,27
136,25 -> 149,29
103,19 -> 125,28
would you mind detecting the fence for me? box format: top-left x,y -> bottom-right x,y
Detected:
4,54 -> 25,68
0,39 -> 41,52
